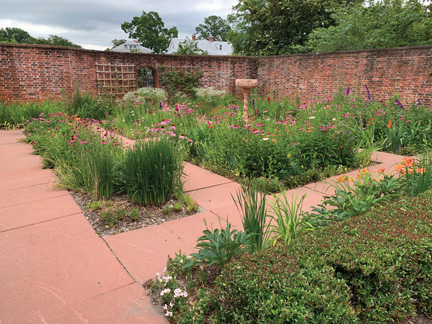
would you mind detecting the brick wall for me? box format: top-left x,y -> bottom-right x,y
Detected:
0,43 -> 257,103
257,46 -> 432,106
1,43 -> 432,107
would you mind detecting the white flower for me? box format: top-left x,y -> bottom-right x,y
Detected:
160,288 -> 171,296
263,137 -> 269,141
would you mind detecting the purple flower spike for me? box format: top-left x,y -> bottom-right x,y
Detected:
252,98 -> 255,108
159,102 -> 162,109
395,98 -> 405,110
346,87 -> 350,97
365,85 -> 371,100
417,99 -> 422,105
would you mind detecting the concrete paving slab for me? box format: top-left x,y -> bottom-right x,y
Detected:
0,214 -> 134,324
42,283 -> 168,324
0,129 -> 24,144
189,182 -> 242,211
105,225 -> 185,283
0,150 -> 45,171
0,140 -> 34,157
0,194 -> 82,232
0,182 -> 69,209
183,162 -> 233,192
209,203 -> 244,231
162,211 -> 224,251
1,168 -> 56,193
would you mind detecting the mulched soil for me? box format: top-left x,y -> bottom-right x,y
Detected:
69,191 -> 205,237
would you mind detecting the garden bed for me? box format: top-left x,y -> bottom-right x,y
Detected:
70,191 -> 204,237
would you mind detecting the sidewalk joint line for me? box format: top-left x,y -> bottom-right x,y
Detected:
0,212 -> 83,234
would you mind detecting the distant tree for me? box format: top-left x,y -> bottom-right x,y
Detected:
227,0 -> 360,56
111,39 -> 127,48
174,37 -> 208,55
309,0 -> 432,52
35,35 -> 81,48
0,27 -> 34,44
195,15 -> 231,41
121,11 -> 178,54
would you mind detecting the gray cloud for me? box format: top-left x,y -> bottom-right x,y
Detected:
0,0 -> 237,49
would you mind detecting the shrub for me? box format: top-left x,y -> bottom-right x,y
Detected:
217,247 -> 357,323
122,138 -> 183,205
216,192 -> 432,323
122,87 -> 167,106
159,67 -> 202,103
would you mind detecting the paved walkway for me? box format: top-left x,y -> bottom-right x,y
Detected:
0,129 -> 405,323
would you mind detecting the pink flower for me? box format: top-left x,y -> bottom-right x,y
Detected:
187,139 -> 193,143
80,141 -> 87,144
113,142 -> 119,146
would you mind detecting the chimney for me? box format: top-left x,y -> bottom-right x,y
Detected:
192,35 -> 196,41
209,36 -> 214,42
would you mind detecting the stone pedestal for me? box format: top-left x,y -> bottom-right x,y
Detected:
235,79 -> 258,120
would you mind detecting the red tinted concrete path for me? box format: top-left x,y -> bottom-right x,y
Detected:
0,130 -> 166,324
0,129 -> 407,323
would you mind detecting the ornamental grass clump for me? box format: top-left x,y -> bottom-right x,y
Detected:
232,185 -> 270,252
122,138 -> 183,205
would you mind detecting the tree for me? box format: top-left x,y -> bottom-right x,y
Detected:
121,11 -> 178,54
174,37 -> 208,55
308,0 -> 432,52
0,27 -> 34,44
227,0 -> 360,56
195,15 -> 232,41
111,39 -> 127,48
35,35 -> 81,48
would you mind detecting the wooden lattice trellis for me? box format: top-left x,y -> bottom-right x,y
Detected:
96,63 -> 136,97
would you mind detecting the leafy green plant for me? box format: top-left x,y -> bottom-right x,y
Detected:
100,206 -> 119,227
232,185 -> 270,252
267,191 -> 315,246
163,205 -> 172,215
184,223 -> 254,268
172,202 -> 183,212
122,138 -> 183,205
159,67 -> 202,103
86,201 -> 102,211
129,208 -> 140,221
399,155 -> 432,197
65,86 -> 114,120
311,168 -> 402,221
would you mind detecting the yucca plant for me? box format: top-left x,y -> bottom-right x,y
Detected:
122,138 -> 183,205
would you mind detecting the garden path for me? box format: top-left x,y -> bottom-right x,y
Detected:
0,129 -> 405,323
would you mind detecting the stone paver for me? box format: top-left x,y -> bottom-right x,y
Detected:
0,128 -> 409,323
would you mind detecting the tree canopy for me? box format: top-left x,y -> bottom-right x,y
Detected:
308,0 -> 432,52
195,15 -> 231,41
227,0 -> 358,56
174,37 -> 208,55
0,27 -> 81,48
121,11 -> 178,54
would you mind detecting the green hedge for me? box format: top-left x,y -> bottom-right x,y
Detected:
216,192 -> 432,323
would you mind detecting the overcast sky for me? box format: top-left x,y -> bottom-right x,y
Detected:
0,0 -> 238,50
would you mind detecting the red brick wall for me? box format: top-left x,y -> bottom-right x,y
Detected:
257,46 -> 432,107
2,43 -> 432,107
0,43 -> 257,103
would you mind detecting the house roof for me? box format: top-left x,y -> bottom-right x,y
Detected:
111,39 -> 153,54
166,38 -> 233,56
